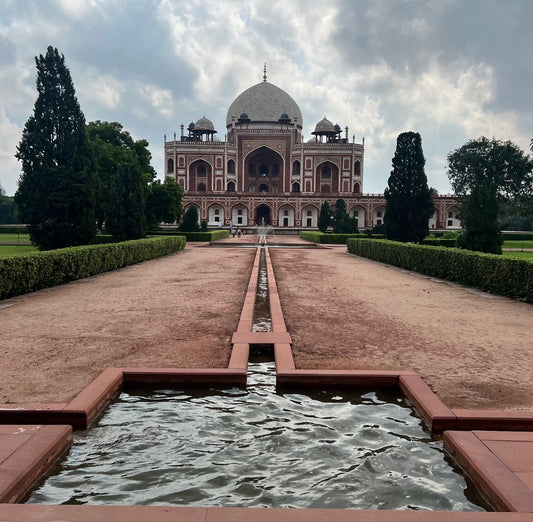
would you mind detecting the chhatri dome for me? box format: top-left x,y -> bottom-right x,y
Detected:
226,66 -> 303,130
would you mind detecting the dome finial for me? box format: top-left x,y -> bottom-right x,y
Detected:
263,62 -> 267,82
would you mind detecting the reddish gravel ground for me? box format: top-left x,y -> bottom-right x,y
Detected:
1,234 -> 532,411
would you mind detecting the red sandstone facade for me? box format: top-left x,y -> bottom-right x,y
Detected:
165,77 -> 460,230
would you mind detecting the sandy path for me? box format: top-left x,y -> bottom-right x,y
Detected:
0,244 -> 255,403
1,235 -> 532,411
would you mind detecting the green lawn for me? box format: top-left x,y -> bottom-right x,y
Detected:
502,240 -> 533,250
0,244 -> 38,257
0,233 -> 31,243
502,250 -> 533,260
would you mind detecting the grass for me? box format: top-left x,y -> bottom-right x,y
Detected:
502,250 -> 533,260
502,240 -> 533,250
0,244 -> 38,257
0,233 -> 31,243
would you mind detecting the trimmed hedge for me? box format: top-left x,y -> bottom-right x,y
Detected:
149,229 -> 229,241
0,235 -> 186,300
346,238 -> 533,304
501,232 -> 533,241
300,231 -> 386,244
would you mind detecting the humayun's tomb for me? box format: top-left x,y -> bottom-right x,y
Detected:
164,68 -> 461,231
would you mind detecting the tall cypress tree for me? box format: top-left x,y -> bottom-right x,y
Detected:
333,199 -> 347,233
384,132 -> 433,243
15,46 -> 96,250
318,201 -> 331,232
105,162 -> 146,241
458,183 -> 502,254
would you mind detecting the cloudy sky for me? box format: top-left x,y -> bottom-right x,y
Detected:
1,0 -> 532,197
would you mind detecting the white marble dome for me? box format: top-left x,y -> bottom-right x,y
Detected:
226,81 -> 303,129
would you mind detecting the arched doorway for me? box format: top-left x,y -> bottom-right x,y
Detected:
256,204 -> 271,225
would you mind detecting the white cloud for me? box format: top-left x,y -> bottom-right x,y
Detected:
77,72 -> 125,110
0,0 -> 531,196
138,84 -> 174,119
0,109 -> 22,196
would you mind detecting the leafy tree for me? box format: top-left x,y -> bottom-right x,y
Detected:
340,213 -> 358,233
15,46 -> 96,249
447,137 -> 533,202
179,206 -> 200,232
332,198 -> 358,233
457,183 -> 502,254
333,199 -> 346,233
318,201 -> 331,232
86,121 -> 156,230
146,177 -> 183,227
105,162 -> 146,241
200,219 -> 208,232
0,183 -> 18,224
384,132 -> 434,243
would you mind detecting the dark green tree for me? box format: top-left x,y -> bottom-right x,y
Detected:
179,205 -> 200,232
340,213 -> 358,233
86,121 -> 156,230
105,162 -> 146,241
200,219 -> 208,232
447,137 -> 533,202
0,183 -> 18,224
384,131 -> 434,243
457,183 -> 502,254
333,199 -> 347,233
15,46 -> 96,249
318,201 -> 331,232
146,177 -> 183,227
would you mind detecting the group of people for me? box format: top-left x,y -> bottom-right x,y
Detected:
231,228 -> 242,238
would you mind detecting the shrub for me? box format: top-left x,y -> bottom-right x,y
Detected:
148,230 -> 229,241
347,238 -> 533,303
0,236 -> 186,300
300,232 -> 385,244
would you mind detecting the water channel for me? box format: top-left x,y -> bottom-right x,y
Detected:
27,361 -> 487,510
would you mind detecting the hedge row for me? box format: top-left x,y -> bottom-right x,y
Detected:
0,235 -> 186,300
300,231 -> 386,244
346,238 -> 533,303
501,232 -> 533,240
149,230 -> 229,241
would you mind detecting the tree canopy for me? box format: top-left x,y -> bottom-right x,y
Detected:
457,183 -> 502,254
146,177 -> 183,227
447,136 -> 533,201
384,132 -> 433,243
318,201 -> 331,232
179,205 -> 200,232
15,46 -> 96,249
86,120 -> 156,233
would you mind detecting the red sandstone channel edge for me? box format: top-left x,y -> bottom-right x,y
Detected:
1,505 -> 533,521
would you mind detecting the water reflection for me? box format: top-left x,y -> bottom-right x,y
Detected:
27,363 -> 488,511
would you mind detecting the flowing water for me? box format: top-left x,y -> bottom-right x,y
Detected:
27,363 -> 488,511
252,248 -> 272,332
